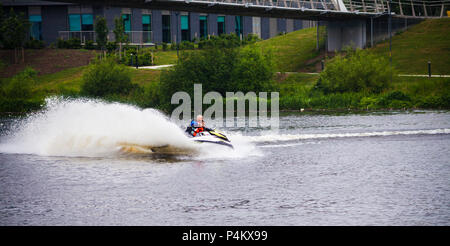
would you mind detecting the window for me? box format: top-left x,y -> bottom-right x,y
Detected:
199,15 -> 208,39
142,14 -> 151,43
162,15 -> 171,43
217,16 -> 225,36
235,16 -> 243,39
81,14 -> 93,31
69,14 -> 81,31
122,14 -> 131,32
180,15 -> 189,41
69,14 -> 93,31
29,15 -> 42,40
142,15 -> 151,31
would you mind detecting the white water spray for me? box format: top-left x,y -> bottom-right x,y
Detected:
0,97 -> 194,157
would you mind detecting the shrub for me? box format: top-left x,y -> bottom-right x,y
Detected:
84,40 -> 95,50
121,48 -> 153,66
67,37 -> 82,49
316,49 -> 394,94
162,42 -> 168,51
81,58 -> 133,97
179,41 -> 195,50
2,66 -> 37,99
231,45 -> 275,92
198,34 -> 242,49
105,41 -> 117,53
0,67 -> 42,112
24,39 -> 45,49
242,33 -> 261,45
159,44 -> 274,111
377,90 -> 411,108
57,38 -> 68,48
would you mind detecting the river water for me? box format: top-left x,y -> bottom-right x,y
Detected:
0,99 -> 449,225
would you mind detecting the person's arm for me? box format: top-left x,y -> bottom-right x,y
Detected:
185,126 -> 194,136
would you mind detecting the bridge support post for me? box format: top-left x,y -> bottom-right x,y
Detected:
370,17 -> 373,48
316,21 -> 320,51
326,19 -> 367,51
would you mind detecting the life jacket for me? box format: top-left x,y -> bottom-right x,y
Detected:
192,127 -> 204,137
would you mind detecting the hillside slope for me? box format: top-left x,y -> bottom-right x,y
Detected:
255,27 -> 326,72
369,18 -> 450,75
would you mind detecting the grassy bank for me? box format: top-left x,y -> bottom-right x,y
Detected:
1,18 -> 449,113
369,18 -> 450,75
278,73 -> 449,110
255,27 -> 326,72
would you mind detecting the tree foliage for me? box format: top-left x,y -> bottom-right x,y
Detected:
0,9 -> 29,49
94,16 -> 108,50
316,49 -> 394,94
81,58 -> 134,97
158,44 -> 274,110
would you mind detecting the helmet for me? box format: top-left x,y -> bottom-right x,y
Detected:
190,120 -> 199,127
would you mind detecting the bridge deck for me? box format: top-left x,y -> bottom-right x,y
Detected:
46,0 -> 448,20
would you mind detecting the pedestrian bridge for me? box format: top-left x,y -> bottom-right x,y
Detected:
52,0 -> 449,19
50,0 -> 449,50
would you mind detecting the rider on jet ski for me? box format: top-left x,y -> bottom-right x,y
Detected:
185,115 -> 212,137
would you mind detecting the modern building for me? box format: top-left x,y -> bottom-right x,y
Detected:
1,0 -> 316,46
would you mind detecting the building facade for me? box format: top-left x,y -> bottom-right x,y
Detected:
1,0 -> 317,45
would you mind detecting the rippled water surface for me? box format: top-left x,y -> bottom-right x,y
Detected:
1,106 -> 449,225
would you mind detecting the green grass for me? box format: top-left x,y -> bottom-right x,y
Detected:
152,50 -> 178,65
33,66 -> 86,95
277,72 -> 450,110
15,66 -> 162,102
370,18 -> 450,75
255,27 -> 325,72
130,69 -> 161,86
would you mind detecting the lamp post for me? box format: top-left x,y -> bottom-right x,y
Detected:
388,0 -> 392,83
388,0 -> 392,68
175,12 -> 179,58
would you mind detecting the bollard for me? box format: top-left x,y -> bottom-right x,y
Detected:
428,61 -> 431,78
135,54 -> 138,69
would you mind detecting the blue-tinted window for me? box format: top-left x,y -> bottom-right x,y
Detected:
181,15 -> 189,41
122,14 -> 131,32
235,16 -> 243,38
217,16 -> 225,35
199,15 -> 207,39
142,14 -> 151,31
29,15 -> 42,40
142,15 -> 152,43
69,14 -> 81,31
81,14 -> 93,31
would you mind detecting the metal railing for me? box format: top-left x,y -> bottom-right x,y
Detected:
58,31 -> 154,45
180,0 -> 449,16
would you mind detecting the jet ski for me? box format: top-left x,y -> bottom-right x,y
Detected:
117,129 -> 233,155
189,129 -> 234,149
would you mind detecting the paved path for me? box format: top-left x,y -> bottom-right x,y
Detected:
134,64 -> 174,70
276,72 -> 450,78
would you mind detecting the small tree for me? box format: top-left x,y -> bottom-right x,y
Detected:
113,17 -> 127,60
94,16 -> 108,51
316,49 -> 394,94
0,5 -> 4,47
81,58 -> 133,97
1,9 -> 30,63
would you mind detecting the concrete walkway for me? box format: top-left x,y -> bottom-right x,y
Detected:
136,68 -> 450,77
398,74 -> 450,78
276,72 -> 450,78
134,64 -> 174,70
